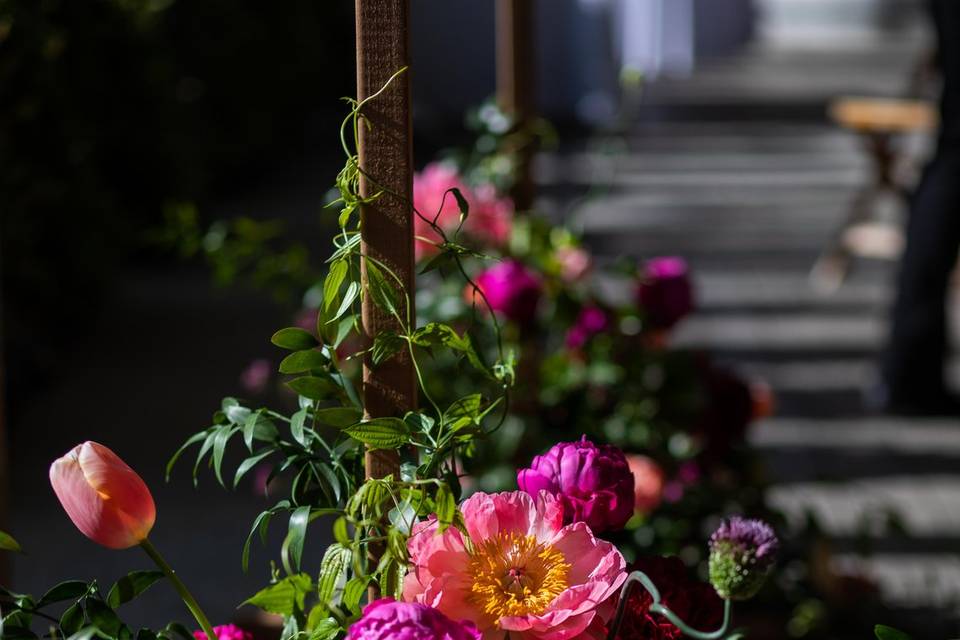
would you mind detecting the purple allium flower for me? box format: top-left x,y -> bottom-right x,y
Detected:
347,598 -> 481,640
708,517 -> 778,600
471,259 -> 543,325
193,625 -> 252,640
565,306 -> 609,350
517,436 -> 635,533
636,256 -> 694,330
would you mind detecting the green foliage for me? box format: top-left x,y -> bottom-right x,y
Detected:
0,530 -> 21,553
875,625 -> 912,640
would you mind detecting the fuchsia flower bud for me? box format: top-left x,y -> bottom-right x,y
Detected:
636,257 -> 694,330
193,625 -> 252,640
517,437 -> 635,532
469,260 -> 543,324
347,598 -> 481,640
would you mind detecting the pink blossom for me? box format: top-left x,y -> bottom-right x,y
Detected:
636,257 -> 694,330
564,306 -> 609,350
404,491 -> 626,639
517,438 -> 634,532
555,246 -> 592,283
469,260 -> 543,325
240,359 -> 272,395
348,598 -> 481,640
413,163 -> 513,261
193,625 -> 252,640
626,455 -> 664,516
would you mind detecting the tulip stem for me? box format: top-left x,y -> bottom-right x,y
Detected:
141,538 -> 217,640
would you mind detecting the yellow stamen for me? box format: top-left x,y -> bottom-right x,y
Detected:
468,533 -> 570,623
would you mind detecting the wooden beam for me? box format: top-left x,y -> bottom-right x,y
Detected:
496,0 -> 535,212
355,0 -> 415,589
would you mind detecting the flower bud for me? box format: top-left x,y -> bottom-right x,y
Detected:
636,256 -> 694,330
193,625 -> 252,640
708,517 -> 778,600
518,437 -> 634,532
50,441 -> 156,549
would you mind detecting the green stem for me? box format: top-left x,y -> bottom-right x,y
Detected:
605,571 -> 732,640
140,538 -> 217,640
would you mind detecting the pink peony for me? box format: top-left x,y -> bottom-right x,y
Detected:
625,455 -> 664,516
348,598 -> 481,640
564,306 -> 609,350
636,257 -> 694,330
193,625 -> 252,640
404,491 -> 627,639
413,163 -> 513,261
518,438 -> 635,533
469,260 -> 543,325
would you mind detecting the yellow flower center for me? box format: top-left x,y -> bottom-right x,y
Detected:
468,533 -> 571,622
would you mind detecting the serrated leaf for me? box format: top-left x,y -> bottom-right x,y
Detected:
106,571 -> 164,608
307,615 -> 339,640
36,580 -> 88,608
342,576 -> 370,614
323,260 -> 349,312
443,394 -> 483,425
313,407 -> 362,428
287,376 -> 337,401
316,543 -> 351,606
344,418 -> 410,449
271,328 -> 319,351
243,574 -> 313,616
279,350 -> 327,374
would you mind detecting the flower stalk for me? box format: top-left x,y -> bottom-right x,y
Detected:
140,538 -> 217,640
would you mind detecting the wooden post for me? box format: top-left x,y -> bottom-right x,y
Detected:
496,0 -> 535,212
355,0 -> 415,591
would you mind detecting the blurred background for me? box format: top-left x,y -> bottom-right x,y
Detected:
2,0 -> 956,637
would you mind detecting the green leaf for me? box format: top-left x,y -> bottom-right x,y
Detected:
875,625 -> 912,640
371,331 -> 405,365
244,574 -> 313,616
282,506 -> 311,573
66,629 -> 99,640
271,328 -> 319,351
0,530 -> 21,553
341,576 -> 370,614
313,407 -> 362,428
287,376 -> 337,401
323,260 -> 349,312
85,598 -> 123,637
242,502 -> 290,572
307,615 -> 340,640
159,622 -> 194,640
290,408 -> 309,447
166,430 -> 211,481
243,412 -> 279,451
331,315 -> 355,348
107,571 -> 165,608
60,603 -> 84,636
315,462 -> 342,503
450,187 -> 469,219
279,350 -> 327,374
316,543 -> 352,607
36,580 -> 89,608
332,282 -> 361,322
435,483 -> 457,532
332,517 -> 350,545
212,425 -> 238,487
404,412 -> 435,435
233,449 -> 275,489
344,417 -> 410,449
443,394 -> 483,425
418,250 -> 454,275
365,262 -> 400,316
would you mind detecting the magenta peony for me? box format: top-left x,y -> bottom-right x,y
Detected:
469,260 -> 543,324
625,455 -> 664,516
404,491 -> 626,639
193,624 -> 252,640
347,598 -> 481,640
564,306 -> 609,350
517,437 -> 634,533
413,163 -> 512,260
636,257 -> 694,330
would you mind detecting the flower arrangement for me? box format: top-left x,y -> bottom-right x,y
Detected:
0,74 -> 782,640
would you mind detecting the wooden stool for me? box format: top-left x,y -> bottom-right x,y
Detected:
810,97 -> 937,292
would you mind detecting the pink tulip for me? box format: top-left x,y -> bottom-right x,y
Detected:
50,441 -> 156,549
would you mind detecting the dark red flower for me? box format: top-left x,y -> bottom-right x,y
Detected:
614,556 -> 723,640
